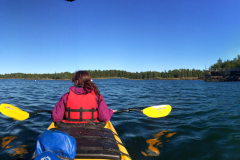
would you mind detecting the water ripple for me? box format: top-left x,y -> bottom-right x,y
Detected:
0,79 -> 240,159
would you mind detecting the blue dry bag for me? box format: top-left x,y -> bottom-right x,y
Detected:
35,130 -> 76,160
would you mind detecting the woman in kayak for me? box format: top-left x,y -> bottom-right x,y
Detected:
51,70 -> 116,124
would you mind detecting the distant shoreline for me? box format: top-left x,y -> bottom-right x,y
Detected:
0,77 -> 204,80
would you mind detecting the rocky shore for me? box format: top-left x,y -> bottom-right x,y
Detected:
205,75 -> 240,82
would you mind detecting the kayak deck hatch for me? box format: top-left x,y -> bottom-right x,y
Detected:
50,127 -> 121,160
44,121 -> 131,160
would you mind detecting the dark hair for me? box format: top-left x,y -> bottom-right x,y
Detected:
72,71 -> 101,102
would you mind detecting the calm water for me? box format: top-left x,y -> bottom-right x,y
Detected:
0,79 -> 240,160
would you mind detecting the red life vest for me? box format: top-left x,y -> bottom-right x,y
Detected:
62,89 -> 99,123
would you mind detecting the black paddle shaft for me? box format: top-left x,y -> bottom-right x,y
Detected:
29,110 -> 52,115
115,108 -> 142,113
29,108 -> 142,114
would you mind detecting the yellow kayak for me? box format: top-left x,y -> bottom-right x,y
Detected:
46,121 -> 131,160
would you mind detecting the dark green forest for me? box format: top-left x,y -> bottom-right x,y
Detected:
211,55 -> 240,69
0,69 -> 205,80
2,55 -> 240,80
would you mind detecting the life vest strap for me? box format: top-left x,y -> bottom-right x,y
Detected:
67,107 -> 98,122
67,108 -> 98,112
66,118 -> 98,122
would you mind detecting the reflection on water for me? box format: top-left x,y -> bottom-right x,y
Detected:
1,136 -> 16,148
142,130 -> 176,157
1,136 -> 28,158
12,145 -> 28,157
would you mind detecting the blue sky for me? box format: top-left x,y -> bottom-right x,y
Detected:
1,0 -> 240,74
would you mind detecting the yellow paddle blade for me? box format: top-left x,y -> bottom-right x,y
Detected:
142,105 -> 171,118
0,104 -> 29,121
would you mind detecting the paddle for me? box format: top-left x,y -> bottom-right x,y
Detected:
0,103 -> 52,121
115,105 -> 172,118
0,103 -> 171,121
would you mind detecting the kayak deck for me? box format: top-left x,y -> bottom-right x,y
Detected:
47,121 -> 131,160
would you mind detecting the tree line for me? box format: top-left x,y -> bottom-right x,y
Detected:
0,69 -> 205,80
2,55 -> 239,80
211,55 -> 240,69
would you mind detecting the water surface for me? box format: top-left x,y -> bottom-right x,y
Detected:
0,79 -> 239,160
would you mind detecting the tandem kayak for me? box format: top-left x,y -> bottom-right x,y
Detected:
33,121 -> 131,160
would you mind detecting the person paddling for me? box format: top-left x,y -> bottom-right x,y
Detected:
51,70 -> 117,124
